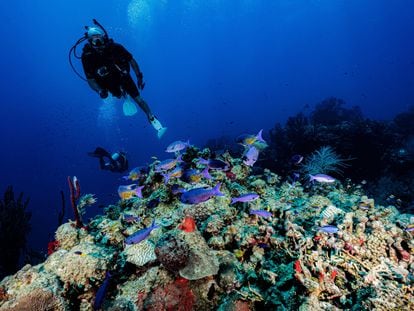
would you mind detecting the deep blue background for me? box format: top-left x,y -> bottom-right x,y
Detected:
0,0 -> 413,252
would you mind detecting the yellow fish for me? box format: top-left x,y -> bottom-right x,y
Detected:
118,184 -> 144,200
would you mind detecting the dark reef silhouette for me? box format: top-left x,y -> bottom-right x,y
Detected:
0,186 -> 31,279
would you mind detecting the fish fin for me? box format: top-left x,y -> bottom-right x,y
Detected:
256,129 -> 265,143
162,173 -> 171,184
202,167 -> 212,180
123,97 -> 138,116
214,183 -> 225,196
135,185 -> 144,198
151,219 -> 159,229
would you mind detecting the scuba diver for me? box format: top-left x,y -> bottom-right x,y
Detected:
88,147 -> 129,173
69,19 -> 167,139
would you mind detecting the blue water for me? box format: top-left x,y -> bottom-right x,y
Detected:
0,0 -> 413,253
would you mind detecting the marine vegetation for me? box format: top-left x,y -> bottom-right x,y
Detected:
301,146 -> 349,176
262,98 -> 414,210
0,186 -> 31,280
0,136 -> 413,310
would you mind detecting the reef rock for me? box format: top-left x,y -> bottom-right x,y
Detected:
178,231 -> 220,280
155,231 -> 190,273
43,242 -> 112,287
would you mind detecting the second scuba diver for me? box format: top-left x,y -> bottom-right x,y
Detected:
70,19 -> 167,139
88,147 -> 129,173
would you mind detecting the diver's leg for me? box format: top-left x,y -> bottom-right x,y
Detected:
132,96 -> 167,138
132,96 -> 153,121
123,75 -> 167,138
99,157 -> 107,170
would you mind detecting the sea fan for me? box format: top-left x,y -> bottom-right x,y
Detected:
301,146 -> 349,175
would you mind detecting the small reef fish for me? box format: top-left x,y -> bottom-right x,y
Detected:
123,214 -> 141,223
74,251 -> 87,256
236,129 -> 266,146
125,220 -> 159,245
93,271 -> 112,310
250,209 -> 272,218
155,155 -> 182,172
243,146 -> 259,166
118,184 -> 144,200
181,168 -> 211,183
122,166 -> 147,181
231,193 -> 259,204
404,225 -> 414,232
317,225 -> 339,234
166,140 -> 190,153
309,174 -> 336,183
162,166 -> 183,184
198,158 -> 230,171
180,183 -> 224,204
291,154 -> 304,165
178,216 -> 197,232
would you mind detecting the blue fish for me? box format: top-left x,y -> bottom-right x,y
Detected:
231,193 -> 259,204
180,183 -> 224,204
250,209 -> 272,218
125,220 -> 159,245
93,271 -> 112,310
198,158 -> 230,171
317,225 -> 339,234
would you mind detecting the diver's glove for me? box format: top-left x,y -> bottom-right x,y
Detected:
99,89 -> 109,99
137,72 -> 145,90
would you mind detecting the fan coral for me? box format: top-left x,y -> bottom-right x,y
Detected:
301,146 -> 349,175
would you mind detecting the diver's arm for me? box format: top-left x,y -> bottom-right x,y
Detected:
129,58 -> 145,90
87,78 -> 102,93
87,78 -> 108,99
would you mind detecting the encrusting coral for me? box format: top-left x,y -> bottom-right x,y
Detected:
0,137 -> 413,310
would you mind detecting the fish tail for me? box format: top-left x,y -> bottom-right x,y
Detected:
230,198 -> 237,204
214,183 -> 225,196
162,173 -> 170,184
135,185 -> 144,198
202,167 -> 212,180
256,129 -> 265,143
151,219 -> 159,229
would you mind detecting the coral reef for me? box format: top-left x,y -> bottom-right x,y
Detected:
0,138 -> 413,310
264,98 -> 414,209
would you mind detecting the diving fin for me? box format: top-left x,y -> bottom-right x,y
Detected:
150,117 -> 167,139
123,97 -> 138,116
88,147 -> 110,158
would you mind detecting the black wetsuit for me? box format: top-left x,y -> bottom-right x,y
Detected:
81,42 -> 140,98
89,147 -> 129,173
